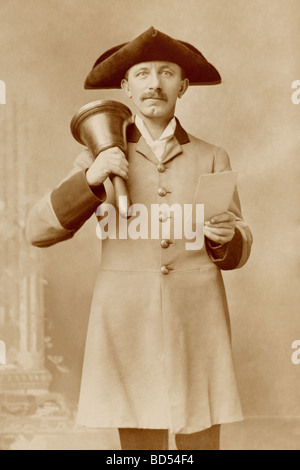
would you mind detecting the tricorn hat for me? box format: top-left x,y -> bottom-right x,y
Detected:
84,26 -> 221,89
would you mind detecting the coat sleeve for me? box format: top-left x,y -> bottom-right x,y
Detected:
26,149 -> 106,247
205,147 -> 253,270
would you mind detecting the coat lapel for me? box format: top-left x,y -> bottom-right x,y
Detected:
136,136 -> 158,165
126,118 -> 190,165
127,123 -> 158,164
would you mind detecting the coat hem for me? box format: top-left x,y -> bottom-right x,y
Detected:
75,414 -> 244,435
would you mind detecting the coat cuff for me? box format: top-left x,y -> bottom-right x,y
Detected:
51,169 -> 106,230
206,228 -> 244,270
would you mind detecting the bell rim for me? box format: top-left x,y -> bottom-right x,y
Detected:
70,100 -> 133,144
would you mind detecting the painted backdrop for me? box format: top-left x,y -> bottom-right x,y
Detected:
0,0 -> 299,432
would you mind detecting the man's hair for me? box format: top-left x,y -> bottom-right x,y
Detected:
124,66 -> 186,81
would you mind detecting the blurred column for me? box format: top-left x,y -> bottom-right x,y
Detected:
0,101 -> 52,405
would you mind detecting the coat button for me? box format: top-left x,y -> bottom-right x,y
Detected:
159,213 -> 168,222
157,163 -> 166,173
158,187 -> 167,197
161,239 -> 170,249
161,266 -> 170,275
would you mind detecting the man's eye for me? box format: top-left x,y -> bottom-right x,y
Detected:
136,71 -> 148,77
162,71 -> 172,77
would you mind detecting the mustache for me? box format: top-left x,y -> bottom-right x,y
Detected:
141,91 -> 168,101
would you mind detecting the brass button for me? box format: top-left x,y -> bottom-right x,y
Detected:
159,213 -> 168,222
161,239 -> 170,249
161,266 -> 170,275
157,163 -> 166,173
158,187 -> 167,197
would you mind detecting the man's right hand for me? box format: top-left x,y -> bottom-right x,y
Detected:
86,146 -> 129,187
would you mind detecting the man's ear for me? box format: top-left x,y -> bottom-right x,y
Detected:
178,78 -> 189,99
121,79 -> 132,98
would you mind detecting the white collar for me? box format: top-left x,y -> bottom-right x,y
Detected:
135,115 -> 176,143
134,115 -> 177,161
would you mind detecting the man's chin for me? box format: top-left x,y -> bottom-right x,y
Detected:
141,105 -> 167,118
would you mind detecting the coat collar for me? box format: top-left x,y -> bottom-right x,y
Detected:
127,118 -> 190,144
126,118 -> 190,164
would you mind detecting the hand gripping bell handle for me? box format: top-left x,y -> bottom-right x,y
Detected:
70,100 -> 133,218
110,173 -> 131,219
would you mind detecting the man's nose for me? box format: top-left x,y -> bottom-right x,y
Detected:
148,71 -> 161,90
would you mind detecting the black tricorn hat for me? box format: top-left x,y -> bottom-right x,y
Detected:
84,26 -> 221,89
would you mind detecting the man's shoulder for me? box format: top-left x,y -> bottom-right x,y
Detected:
181,129 -> 231,169
175,118 -> 222,152
185,132 -> 223,153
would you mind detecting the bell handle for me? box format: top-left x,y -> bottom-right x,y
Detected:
110,175 -> 132,219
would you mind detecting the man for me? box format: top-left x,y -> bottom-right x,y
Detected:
26,27 -> 253,450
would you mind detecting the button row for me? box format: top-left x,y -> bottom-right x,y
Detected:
157,163 -> 172,276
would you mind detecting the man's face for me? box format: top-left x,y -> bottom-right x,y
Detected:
121,61 -> 189,121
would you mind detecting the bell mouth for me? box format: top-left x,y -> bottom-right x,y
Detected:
70,100 -> 133,145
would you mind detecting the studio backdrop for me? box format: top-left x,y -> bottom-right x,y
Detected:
0,0 -> 299,450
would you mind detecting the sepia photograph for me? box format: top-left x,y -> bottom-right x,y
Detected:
0,0 -> 299,451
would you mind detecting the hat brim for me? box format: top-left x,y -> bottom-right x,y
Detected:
84,27 -> 221,89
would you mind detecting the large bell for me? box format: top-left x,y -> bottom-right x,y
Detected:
70,100 -> 133,218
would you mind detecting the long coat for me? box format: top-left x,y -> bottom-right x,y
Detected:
26,119 -> 252,434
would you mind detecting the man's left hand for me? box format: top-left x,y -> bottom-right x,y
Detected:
203,211 -> 236,245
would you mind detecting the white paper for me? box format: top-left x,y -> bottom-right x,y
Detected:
192,171 -> 239,221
